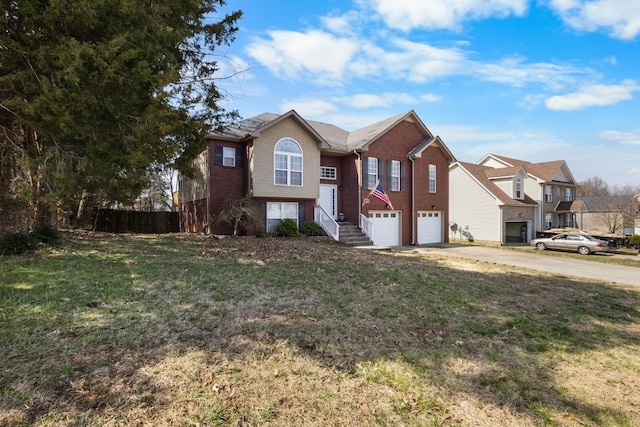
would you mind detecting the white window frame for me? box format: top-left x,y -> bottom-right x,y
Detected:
544,185 -> 553,202
565,187 -> 573,201
428,164 -> 436,193
545,213 -> 553,229
274,138 -> 303,187
266,202 -> 298,233
515,177 -> 522,199
223,147 -> 235,167
320,166 -> 336,180
367,157 -> 378,189
390,160 -> 400,191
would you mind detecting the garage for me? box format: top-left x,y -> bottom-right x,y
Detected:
417,211 -> 443,244
368,211 -> 401,246
505,221 -> 528,244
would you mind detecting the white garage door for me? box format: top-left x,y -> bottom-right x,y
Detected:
417,211 -> 442,244
368,211 -> 401,246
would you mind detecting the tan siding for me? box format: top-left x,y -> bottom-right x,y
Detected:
179,150 -> 207,203
251,117 -> 320,199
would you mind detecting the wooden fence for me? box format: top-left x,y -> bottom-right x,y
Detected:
94,209 -> 180,234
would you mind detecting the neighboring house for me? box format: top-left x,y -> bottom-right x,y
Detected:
449,154 -> 578,244
178,110 -> 456,246
573,195 -> 640,235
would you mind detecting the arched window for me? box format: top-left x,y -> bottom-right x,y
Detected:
515,177 -> 522,199
274,138 -> 303,186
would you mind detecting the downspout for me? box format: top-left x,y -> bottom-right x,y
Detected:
354,150 -> 361,220
410,157 -> 416,245
499,206 -> 504,245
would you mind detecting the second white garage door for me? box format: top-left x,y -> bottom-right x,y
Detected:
417,211 -> 442,244
368,211 -> 401,246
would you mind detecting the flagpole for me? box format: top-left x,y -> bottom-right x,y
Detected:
362,179 -> 380,206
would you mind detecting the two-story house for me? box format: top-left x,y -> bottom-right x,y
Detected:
178,110 -> 456,246
449,154 -> 578,244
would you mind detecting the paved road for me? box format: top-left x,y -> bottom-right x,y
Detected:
394,245 -> 639,287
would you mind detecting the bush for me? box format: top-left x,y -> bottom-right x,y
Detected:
276,218 -> 299,237
301,221 -> 323,236
31,224 -> 61,245
0,232 -> 39,255
628,235 -> 640,247
0,225 -> 61,256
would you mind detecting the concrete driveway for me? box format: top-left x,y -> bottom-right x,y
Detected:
395,244 -> 639,287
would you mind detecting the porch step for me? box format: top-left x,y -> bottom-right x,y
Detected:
339,224 -> 373,246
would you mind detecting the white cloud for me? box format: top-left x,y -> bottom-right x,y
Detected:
600,130 -> 640,145
278,99 -> 338,117
321,11 -> 361,35
545,80 -> 639,110
246,28 -> 589,90
332,92 -> 441,109
245,30 -> 359,84
475,58 -> 583,90
548,0 -> 640,39
369,0 -> 528,31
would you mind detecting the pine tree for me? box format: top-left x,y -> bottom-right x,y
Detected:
1,0 -> 242,227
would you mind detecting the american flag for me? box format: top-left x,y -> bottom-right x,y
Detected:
371,182 -> 394,210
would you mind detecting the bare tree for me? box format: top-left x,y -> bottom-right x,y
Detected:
578,176 -> 610,197
590,195 -> 638,234
214,198 -> 261,236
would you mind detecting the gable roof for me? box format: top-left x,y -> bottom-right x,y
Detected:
454,161 -> 538,207
215,110 -> 326,145
407,136 -> 456,162
212,110 -> 453,159
478,154 -> 574,184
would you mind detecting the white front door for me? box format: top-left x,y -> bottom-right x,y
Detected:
318,184 -> 338,220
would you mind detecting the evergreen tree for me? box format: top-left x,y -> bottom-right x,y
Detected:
1,0 -> 242,227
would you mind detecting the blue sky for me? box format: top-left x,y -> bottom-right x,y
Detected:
215,0 -> 640,188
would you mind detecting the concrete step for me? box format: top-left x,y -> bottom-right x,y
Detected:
338,225 -> 373,246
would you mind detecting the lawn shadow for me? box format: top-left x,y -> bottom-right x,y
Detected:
1,235 -> 639,425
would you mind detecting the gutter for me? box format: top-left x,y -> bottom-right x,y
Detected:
410,157 -> 416,245
354,150 -> 362,220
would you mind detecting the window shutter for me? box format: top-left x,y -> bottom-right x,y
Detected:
362,155 -> 369,188
400,161 -> 406,191
214,145 -> 223,166
298,202 -> 305,228
386,159 -> 392,190
259,202 -> 266,229
235,147 -> 244,167
378,158 -> 384,186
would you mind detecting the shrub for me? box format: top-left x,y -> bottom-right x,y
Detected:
628,235 -> 640,247
301,221 -> 322,236
0,232 -> 39,256
276,218 -> 299,237
31,224 -> 61,245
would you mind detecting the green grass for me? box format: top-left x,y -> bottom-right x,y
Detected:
1,231 -> 639,426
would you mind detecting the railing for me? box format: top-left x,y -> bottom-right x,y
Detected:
314,205 -> 340,241
359,213 -> 373,240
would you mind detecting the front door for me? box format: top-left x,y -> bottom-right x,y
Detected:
318,184 -> 338,220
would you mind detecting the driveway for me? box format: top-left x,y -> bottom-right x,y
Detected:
395,244 -> 639,287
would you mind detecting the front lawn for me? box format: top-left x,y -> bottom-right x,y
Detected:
1,232 -> 639,426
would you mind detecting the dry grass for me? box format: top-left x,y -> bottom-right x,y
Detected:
1,232 -> 639,426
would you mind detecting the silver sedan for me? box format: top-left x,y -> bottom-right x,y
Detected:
531,232 -> 610,255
